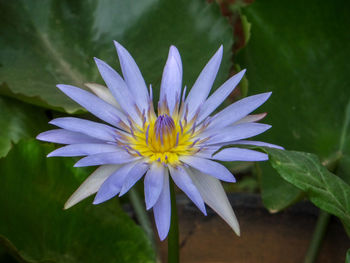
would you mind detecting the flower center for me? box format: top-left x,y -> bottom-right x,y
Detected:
151,114 -> 177,152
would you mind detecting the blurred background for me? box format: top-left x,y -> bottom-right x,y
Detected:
0,0 -> 349,262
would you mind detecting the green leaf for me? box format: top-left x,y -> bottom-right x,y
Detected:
259,162 -> 303,212
0,0 -> 233,113
0,95 -> 49,158
346,249 -> 350,263
236,0 -> 350,209
264,148 -> 350,231
0,140 -> 155,263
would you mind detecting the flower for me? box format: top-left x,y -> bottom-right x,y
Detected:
37,41 -> 281,240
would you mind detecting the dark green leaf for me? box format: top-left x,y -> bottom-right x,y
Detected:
0,140 -> 155,263
346,249 -> 350,263
264,148 -> 350,230
259,162 -> 303,212
0,0 -> 233,113
237,0 -> 350,209
0,95 -> 48,158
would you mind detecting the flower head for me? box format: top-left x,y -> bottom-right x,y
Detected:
37,41 -> 281,240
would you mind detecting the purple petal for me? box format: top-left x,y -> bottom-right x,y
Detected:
64,165 -> 120,209
144,163 -> 165,210
47,143 -> 119,157
160,46 -> 183,114
212,148 -> 268,162
198,69 -> 246,123
207,92 -> 272,130
49,117 -> 118,141
57,84 -> 127,128
36,129 -> 103,144
205,123 -> 271,145
119,162 -> 149,196
188,168 -> 240,235
180,156 -> 236,183
233,140 -> 284,150
114,41 -> 149,111
93,162 -> 137,204
185,46 -> 223,120
94,58 -> 141,124
74,151 -> 137,167
169,166 -> 206,215
153,170 -> 171,241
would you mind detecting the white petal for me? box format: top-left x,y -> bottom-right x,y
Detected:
84,83 -> 120,109
64,165 -> 120,209
188,168 -> 240,236
185,46 -> 223,121
233,113 -> 267,125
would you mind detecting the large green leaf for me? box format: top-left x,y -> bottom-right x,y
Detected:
264,148 -> 350,231
0,140 -> 155,263
236,0 -> 350,210
0,0 -> 233,113
0,94 -> 49,158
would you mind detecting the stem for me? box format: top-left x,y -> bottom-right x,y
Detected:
303,210 -> 331,263
128,188 -> 156,251
168,179 -> 179,263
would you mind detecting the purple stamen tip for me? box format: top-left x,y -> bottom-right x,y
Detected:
175,132 -> 179,146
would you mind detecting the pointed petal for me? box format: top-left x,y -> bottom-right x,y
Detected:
84,83 -> 120,109
94,58 -> 141,124
180,156 -> 236,183
169,166 -> 206,215
36,129 -> 103,144
188,168 -> 240,235
57,84 -> 127,127
205,123 -> 271,145
49,117 -> 118,141
212,148 -> 268,162
153,169 -> 171,241
160,46 -> 183,114
198,69 -> 246,123
64,165 -> 120,209
47,143 -> 118,157
185,46 -> 223,120
233,140 -> 284,150
144,163 -> 165,210
93,162 -> 137,204
119,162 -> 149,196
114,41 -> 149,111
74,151 -> 137,167
234,113 -> 267,125
207,92 -> 272,130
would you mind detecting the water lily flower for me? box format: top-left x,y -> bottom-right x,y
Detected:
37,42 -> 281,240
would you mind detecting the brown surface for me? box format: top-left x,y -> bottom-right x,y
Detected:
159,194 -> 349,263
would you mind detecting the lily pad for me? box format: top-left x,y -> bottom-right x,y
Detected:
0,0 -> 233,113
237,0 -> 350,210
0,140 -> 155,263
0,94 -> 49,158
